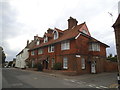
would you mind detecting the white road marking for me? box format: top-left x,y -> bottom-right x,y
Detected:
33,77 -> 38,80
99,86 -> 108,88
70,80 -> 76,82
96,87 -> 100,88
88,85 -> 94,87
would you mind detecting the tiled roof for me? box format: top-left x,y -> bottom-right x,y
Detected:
30,23 -> 84,50
45,33 -> 53,37
30,22 -> 109,50
54,28 -> 63,33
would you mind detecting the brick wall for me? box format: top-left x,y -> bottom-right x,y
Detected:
104,60 -> 118,72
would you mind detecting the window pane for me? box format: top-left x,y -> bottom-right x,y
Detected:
61,40 -> 70,50
63,57 -> 68,69
81,58 -> 85,69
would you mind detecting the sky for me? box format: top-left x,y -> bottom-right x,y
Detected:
1,0 -> 119,61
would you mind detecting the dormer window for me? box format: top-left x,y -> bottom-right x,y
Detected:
44,35 -> 48,43
54,30 -> 58,40
36,40 -> 40,45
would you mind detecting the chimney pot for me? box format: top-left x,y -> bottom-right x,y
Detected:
68,17 -> 78,29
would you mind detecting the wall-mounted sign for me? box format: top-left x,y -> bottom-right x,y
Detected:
76,55 -> 81,57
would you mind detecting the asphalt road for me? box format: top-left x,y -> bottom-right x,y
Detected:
2,68 -> 118,89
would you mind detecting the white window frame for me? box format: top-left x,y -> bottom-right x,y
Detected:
81,58 -> 85,69
53,30 -> 58,40
44,35 -> 48,43
61,40 -> 70,50
38,49 -> 43,54
89,43 -> 100,51
48,45 -> 54,52
31,51 -> 35,56
36,40 -> 40,45
63,57 -> 68,69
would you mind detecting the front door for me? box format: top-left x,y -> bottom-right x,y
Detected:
91,61 -> 96,73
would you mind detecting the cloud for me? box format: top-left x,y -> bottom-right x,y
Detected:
1,0 -> 119,61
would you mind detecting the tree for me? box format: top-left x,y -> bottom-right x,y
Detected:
0,46 -> 6,65
2,51 -> 6,64
107,54 -> 117,62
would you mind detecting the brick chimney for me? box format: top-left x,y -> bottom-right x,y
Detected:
34,34 -> 38,40
27,40 -> 29,46
68,17 -> 78,29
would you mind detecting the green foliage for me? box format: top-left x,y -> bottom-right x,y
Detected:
107,54 -> 117,62
53,62 -> 62,70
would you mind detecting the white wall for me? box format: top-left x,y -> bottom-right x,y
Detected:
15,48 -> 29,68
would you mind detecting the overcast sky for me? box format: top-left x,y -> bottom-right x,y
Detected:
1,0 -> 119,61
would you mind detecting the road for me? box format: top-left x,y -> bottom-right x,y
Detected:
2,68 -> 118,89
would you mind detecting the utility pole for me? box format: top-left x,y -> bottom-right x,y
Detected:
112,1 -> 120,88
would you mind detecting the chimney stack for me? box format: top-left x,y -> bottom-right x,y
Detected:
68,17 -> 78,29
27,40 -> 29,46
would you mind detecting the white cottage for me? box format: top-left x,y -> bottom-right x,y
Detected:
15,35 -> 41,68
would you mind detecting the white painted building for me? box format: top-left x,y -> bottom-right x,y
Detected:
15,35 -> 39,68
15,48 -> 29,68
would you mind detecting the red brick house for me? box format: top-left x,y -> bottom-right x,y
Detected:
28,17 -> 110,74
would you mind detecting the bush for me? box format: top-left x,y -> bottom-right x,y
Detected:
37,63 -> 43,71
33,62 -> 43,71
27,61 -> 32,68
53,62 -> 62,70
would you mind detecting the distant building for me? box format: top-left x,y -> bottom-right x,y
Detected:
15,38 -> 40,68
27,17 -> 115,74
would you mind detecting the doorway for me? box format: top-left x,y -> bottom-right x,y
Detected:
43,60 -> 48,69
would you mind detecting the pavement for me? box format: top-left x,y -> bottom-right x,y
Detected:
2,68 -> 118,89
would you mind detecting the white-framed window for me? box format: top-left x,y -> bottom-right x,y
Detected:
61,40 -> 70,50
82,29 -> 88,34
63,57 -> 68,69
38,49 -> 43,54
89,43 -> 100,51
54,30 -> 58,40
44,35 -> 48,43
51,58 -> 55,68
31,51 -> 35,56
48,45 -> 54,52
36,40 -> 40,45
81,58 -> 85,69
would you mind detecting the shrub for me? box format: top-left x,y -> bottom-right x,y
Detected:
37,63 -> 43,71
27,61 -> 32,68
32,62 -> 43,71
53,62 -> 62,70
